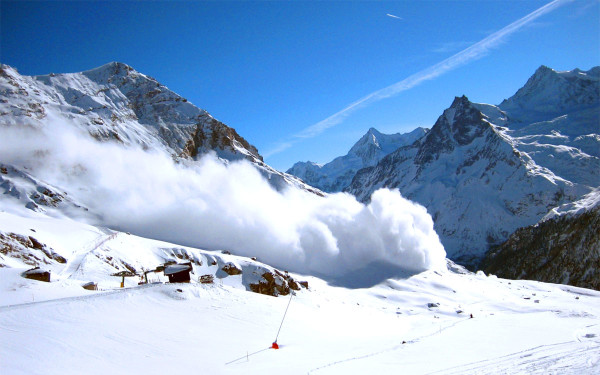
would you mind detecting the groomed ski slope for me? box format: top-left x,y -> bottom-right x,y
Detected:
2,263 -> 599,374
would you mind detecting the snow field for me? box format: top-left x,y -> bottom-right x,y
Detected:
2,262 -> 599,374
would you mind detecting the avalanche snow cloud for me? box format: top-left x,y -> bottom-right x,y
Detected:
0,123 -> 446,277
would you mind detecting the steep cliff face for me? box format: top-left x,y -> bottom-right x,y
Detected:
481,192 -> 600,291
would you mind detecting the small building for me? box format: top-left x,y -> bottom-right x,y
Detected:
22,267 -> 50,282
82,282 -> 98,291
164,262 -> 193,283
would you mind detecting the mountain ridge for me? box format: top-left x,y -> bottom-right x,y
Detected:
0,62 -> 322,196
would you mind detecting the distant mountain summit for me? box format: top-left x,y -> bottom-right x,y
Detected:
287,127 -> 427,192
0,62 -> 321,196
499,65 -> 600,122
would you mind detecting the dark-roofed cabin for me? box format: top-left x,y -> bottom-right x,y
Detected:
22,267 -> 51,282
164,262 -> 193,283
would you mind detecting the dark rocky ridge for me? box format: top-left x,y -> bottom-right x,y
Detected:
482,206 -> 600,291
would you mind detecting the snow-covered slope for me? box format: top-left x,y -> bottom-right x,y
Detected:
0,210 -> 308,297
0,62 -> 321,196
287,127 -> 427,192
343,67 -> 599,267
1,212 -> 599,375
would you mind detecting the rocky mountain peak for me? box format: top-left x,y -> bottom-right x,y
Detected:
80,61 -> 139,83
449,94 -> 471,109
415,95 -> 489,165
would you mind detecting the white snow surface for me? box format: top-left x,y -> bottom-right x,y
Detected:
1,212 -> 599,375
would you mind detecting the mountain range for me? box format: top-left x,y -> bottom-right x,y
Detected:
1,62 -> 598,291
287,127 -> 428,193
289,66 -> 599,283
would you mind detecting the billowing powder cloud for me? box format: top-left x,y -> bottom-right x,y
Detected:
0,123 -> 446,277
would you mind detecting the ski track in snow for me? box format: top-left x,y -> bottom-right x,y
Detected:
308,319 -> 600,375
429,340 -> 600,374
0,282 -> 158,312
57,230 -> 118,280
308,316 -> 474,374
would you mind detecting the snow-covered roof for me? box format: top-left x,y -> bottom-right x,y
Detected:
164,264 -> 192,275
23,268 -> 49,275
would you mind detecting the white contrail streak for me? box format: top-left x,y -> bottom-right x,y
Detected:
264,0 -> 571,158
386,13 -> 402,20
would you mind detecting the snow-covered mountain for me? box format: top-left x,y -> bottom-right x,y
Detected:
287,127 -> 427,192
346,95 -> 586,266
499,65 -> 600,124
0,62 -> 322,196
342,66 -> 599,267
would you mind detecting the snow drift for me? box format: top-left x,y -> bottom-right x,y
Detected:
0,122 -> 446,278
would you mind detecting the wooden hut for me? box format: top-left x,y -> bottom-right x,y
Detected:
163,262 -> 193,283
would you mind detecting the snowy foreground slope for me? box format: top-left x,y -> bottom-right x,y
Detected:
1,213 -> 600,374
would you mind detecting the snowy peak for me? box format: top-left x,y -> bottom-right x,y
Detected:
447,95 -> 490,145
87,61 -> 136,76
287,127 -> 427,192
348,126 -> 426,165
350,127 -> 383,154
500,65 -> 600,118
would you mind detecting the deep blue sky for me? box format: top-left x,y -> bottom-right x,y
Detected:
2,1 -> 599,171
